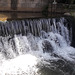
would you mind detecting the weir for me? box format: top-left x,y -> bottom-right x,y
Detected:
0,17 -> 75,75
0,18 -> 72,44
0,0 -> 70,20
0,0 -> 75,75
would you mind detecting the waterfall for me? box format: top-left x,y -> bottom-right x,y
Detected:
0,17 -> 75,75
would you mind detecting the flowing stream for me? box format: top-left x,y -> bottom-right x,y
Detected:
0,18 -> 75,75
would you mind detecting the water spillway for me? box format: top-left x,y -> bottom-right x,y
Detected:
0,18 -> 72,41
0,17 -> 75,75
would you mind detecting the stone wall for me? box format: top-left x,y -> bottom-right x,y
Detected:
0,0 -> 66,19
0,0 -> 11,10
17,0 -> 47,11
0,0 -> 48,19
0,0 -> 64,11
0,0 -> 48,11
19,0 -> 48,7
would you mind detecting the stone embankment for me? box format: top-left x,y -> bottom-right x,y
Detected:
0,0 -> 74,21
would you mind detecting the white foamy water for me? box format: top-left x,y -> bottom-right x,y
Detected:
0,54 -> 38,75
0,32 -> 75,75
0,18 -> 75,75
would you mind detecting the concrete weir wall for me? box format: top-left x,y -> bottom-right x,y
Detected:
17,0 -> 47,11
0,0 -> 65,20
0,0 -> 48,11
0,0 -> 11,10
0,0 -> 48,19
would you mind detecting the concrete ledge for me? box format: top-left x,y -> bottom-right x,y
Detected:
17,7 -> 43,12
0,7 -> 11,11
0,12 -> 43,21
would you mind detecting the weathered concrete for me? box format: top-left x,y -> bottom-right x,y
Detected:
0,0 -> 48,11
11,0 -> 18,10
0,0 -> 71,20
0,0 -> 48,20
0,0 -> 11,10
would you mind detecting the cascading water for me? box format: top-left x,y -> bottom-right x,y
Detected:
0,17 -> 75,75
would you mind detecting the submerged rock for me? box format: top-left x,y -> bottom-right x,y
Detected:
50,59 -> 74,75
42,40 -> 53,53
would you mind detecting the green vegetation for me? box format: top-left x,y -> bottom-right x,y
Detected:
59,0 -> 75,4
70,12 -> 75,17
42,0 -> 75,17
69,0 -> 75,8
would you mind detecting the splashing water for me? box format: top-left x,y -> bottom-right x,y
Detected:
0,54 -> 38,75
0,18 -> 75,75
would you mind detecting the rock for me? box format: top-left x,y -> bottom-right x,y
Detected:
50,59 -> 74,75
64,13 -> 71,16
42,40 -> 53,53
